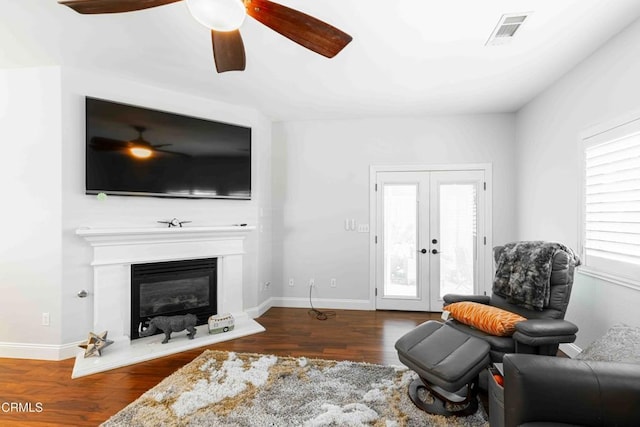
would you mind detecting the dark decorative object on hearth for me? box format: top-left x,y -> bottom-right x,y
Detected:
139,314 -> 198,344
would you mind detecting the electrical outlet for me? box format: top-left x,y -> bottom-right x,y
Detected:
309,278 -> 315,288
288,278 -> 294,287
42,312 -> 50,326
357,224 -> 370,233
330,278 -> 337,288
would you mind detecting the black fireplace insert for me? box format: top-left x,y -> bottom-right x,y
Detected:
130,258 -> 217,340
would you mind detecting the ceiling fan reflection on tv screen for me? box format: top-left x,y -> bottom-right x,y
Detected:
85,97 -> 252,200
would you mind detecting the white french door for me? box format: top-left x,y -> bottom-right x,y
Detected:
374,168 -> 487,311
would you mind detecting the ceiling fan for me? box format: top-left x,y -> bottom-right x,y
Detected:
58,0 -> 353,73
90,125 -> 180,159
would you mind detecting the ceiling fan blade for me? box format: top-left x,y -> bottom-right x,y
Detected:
211,30 -> 246,73
155,148 -> 191,158
58,0 -> 182,14
90,136 -> 130,150
245,0 -> 352,58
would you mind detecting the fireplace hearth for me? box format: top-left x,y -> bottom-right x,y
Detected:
73,225 -> 265,378
131,258 -> 217,340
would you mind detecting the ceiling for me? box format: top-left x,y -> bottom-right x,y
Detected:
3,0 -> 640,121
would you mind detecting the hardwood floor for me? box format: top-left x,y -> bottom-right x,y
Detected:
0,308 -> 441,426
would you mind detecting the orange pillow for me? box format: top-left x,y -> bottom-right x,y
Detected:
443,302 -> 526,336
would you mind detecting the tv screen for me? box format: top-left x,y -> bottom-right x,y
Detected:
85,97 -> 251,200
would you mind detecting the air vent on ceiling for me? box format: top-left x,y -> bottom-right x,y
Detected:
486,13 -> 531,46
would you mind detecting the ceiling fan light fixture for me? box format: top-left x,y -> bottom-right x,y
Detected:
186,0 -> 247,32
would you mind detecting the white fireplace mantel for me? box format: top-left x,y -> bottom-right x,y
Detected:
76,225 -> 256,266
76,225 -> 255,240
73,225 -> 263,377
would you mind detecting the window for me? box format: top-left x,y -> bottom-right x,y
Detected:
581,114 -> 640,287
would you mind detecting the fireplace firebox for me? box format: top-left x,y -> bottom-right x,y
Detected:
130,258 -> 217,340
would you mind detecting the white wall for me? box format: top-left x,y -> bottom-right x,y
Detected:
272,115 -> 517,307
0,65 -> 272,359
516,18 -> 640,348
0,67 -> 63,352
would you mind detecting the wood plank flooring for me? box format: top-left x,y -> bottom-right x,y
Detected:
0,308 -> 440,426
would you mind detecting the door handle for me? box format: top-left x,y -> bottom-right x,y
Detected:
431,249 -> 439,254
420,248 -> 427,254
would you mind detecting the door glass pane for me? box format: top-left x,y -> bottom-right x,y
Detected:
383,184 -> 418,297
439,184 -> 476,296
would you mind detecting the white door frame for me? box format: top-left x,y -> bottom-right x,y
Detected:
368,163 -> 493,310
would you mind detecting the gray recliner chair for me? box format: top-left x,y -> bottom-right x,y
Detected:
503,354 -> 640,426
443,242 -> 581,363
395,241 -> 581,416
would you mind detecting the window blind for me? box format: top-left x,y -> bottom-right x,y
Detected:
585,130 -> 640,276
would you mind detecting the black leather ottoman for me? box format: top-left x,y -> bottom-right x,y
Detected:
395,320 -> 491,416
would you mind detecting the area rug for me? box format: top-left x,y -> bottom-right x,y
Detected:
575,323 -> 640,364
102,350 -> 488,426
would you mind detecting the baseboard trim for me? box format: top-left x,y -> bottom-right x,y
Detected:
0,341 -> 79,361
560,342 -> 582,359
246,298 -> 274,319
271,297 -> 371,311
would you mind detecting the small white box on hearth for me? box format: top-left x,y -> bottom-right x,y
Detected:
208,313 -> 234,334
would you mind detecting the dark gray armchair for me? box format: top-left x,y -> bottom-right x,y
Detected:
503,354 -> 640,426
443,243 -> 580,362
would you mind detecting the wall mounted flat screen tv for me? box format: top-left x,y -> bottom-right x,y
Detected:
85,97 -> 251,200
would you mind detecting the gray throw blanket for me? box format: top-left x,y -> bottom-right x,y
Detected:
493,241 -> 578,311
